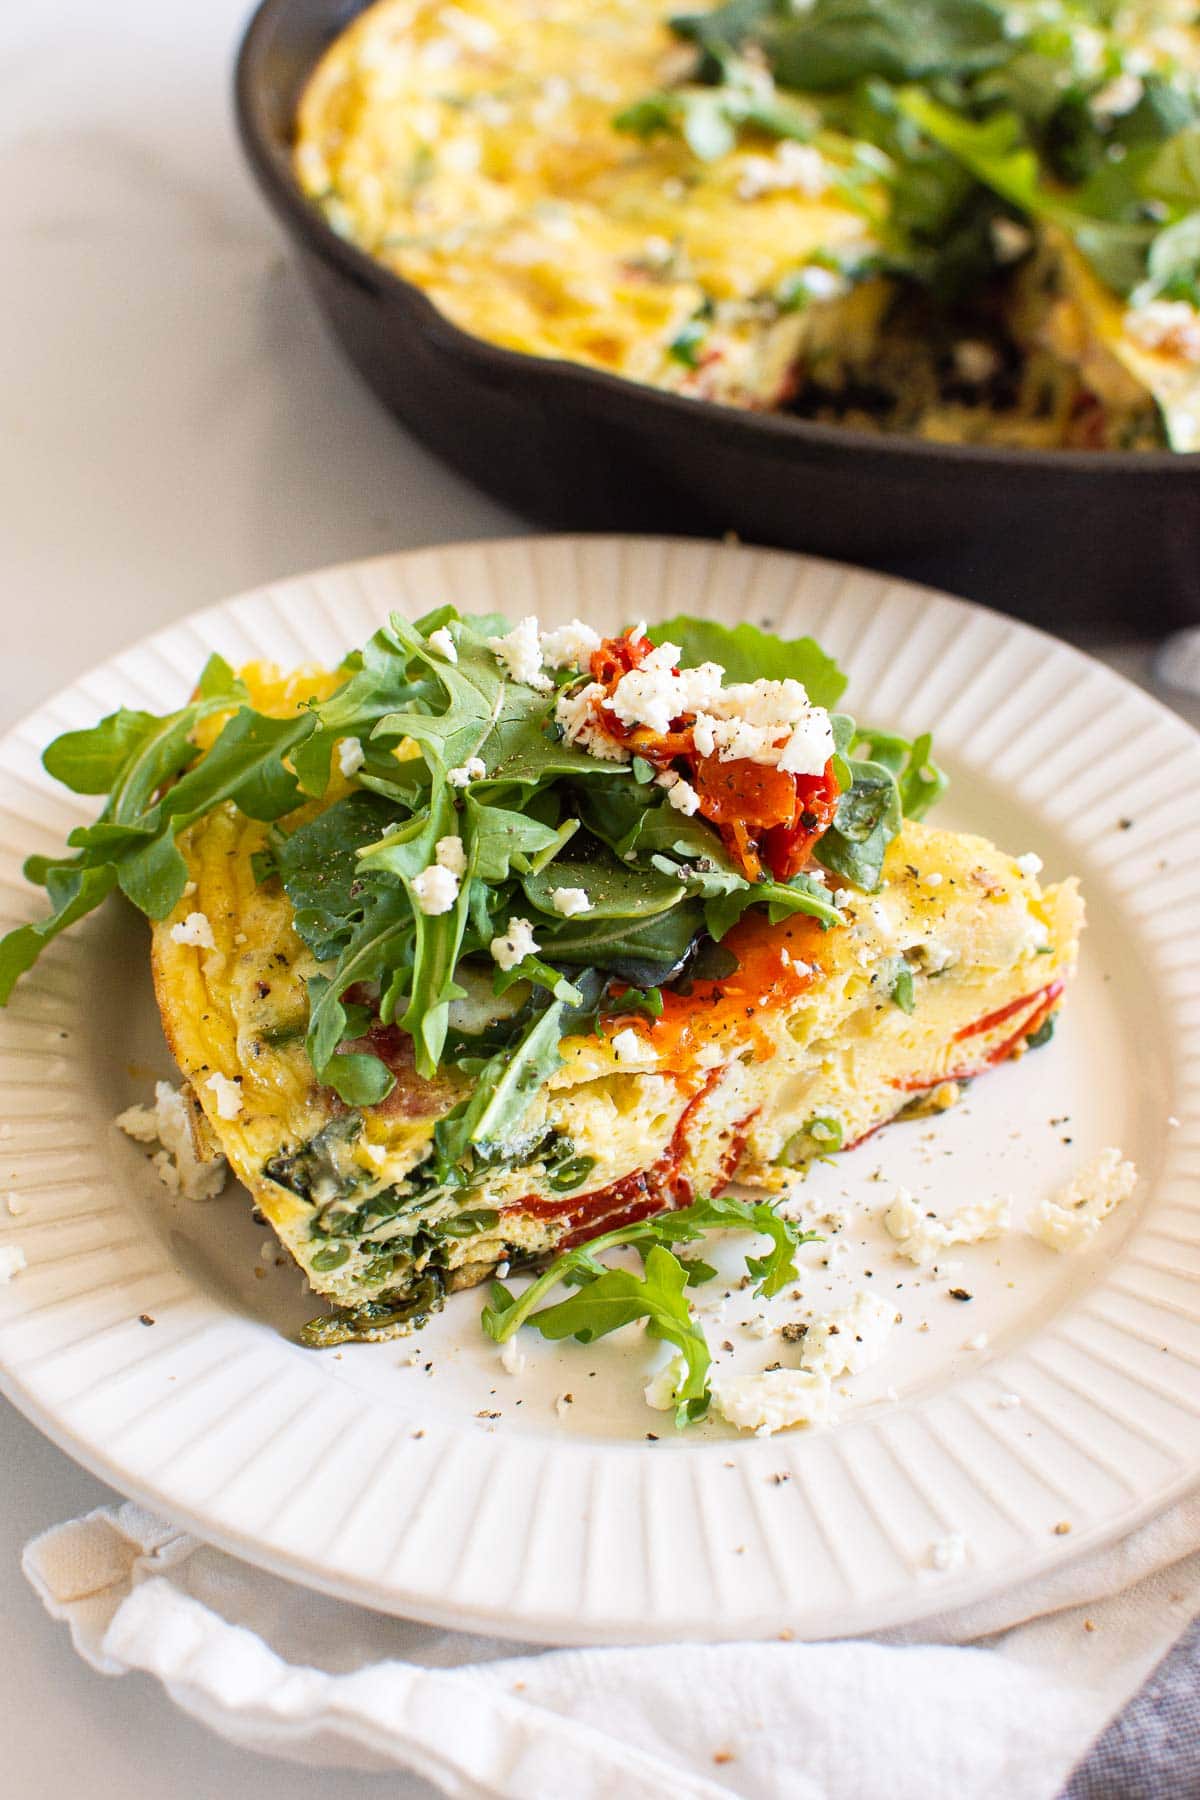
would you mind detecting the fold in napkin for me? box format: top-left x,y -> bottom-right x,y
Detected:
23,1496 -> 1200,1800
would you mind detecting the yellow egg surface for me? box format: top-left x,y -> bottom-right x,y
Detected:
293,0 -> 886,407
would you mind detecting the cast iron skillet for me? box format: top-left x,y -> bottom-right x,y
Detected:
234,0 -> 1200,628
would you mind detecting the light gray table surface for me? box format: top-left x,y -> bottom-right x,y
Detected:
2,4 -> 1196,1796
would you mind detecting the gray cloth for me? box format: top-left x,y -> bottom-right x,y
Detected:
1063,1614 -> 1200,1799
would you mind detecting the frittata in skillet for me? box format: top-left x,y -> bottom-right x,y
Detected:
295,0 -> 1200,450
0,608 -> 1082,1363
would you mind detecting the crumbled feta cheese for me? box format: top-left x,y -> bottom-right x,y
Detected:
1091,72 -> 1143,119
490,916 -> 539,971
964,1332 -> 989,1352
428,626 -> 458,663
885,1187 -> 1012,1266
737,141 -> 829,202
713,1367 -> 832,1435
487,615 -> 551,691
556,645 -> 834,776
1030,1148 -> 1138,1253
1125,300 -> 1200,364
554,682 -> 632,762
953,340 -> 1000,384
991,217 -> 1032,263
655,769 -> 702,815
0,1244 -> 26,1283
435,834 -> 467,877
337,737 -> 365,778
448,757 -> 487,786
539,619 -> 602,671
551,886 -> 592,917
116,1081 -> 227,1201
169,911 -> 216,950
790,265 -> 847,302
500,1337 -> 527,1377
802,1290 -> 898,1380
644,1354 -> 686,1410
1015,852 -> 1043,879
412,863 -> 460,916
610,1027 -> 647,1064
929,1532 -> 968,1573
204,1072 -> 243,1121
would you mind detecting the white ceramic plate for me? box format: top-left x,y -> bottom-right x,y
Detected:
1,536 -> 1198,1646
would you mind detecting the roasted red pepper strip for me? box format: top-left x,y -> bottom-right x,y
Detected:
584,633 -> 840,881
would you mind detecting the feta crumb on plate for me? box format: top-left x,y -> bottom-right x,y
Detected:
802,1289 -> 898,1380
0,1244 -> 26,1283
490,916 -> 539,971
929,1532 -> 968,1573
169,910 -> 216,950
500,1337 -> 527,1377
116,1081 -> 227,1201
644,1354 -> 686,1411
885,1187 -> 1012,1266
713,1367 -> 832,1435
204,1072 -> 243,1121
1030,1147 -> 1138,1253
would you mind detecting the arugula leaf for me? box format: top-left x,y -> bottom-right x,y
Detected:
646,616 -> 847,707
302,881 -> 413,1100
276,790 -> 403,963
890,961 -> 916,1014
374,614 -> 613,790
617,67 -> 819,163
435,997 -> 572,1170
534,1245 -> 713,1424
855,729 -> 947,819
896,91 -> 1156,292
0,865 -> 118,1006
765,0 -> 1013,91
815,726 -> 945,890
290,622 -> 436,798
701,869 -> 841,937
468,798 -> 563,882
535,899 -> 704,986
481,1192 -> 821,1426
521,842 -> 688,921
357,785 -> 466,1074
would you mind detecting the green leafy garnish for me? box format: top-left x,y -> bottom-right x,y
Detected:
647,616 -> 848,707
481,1194 -> 821,1426
890,961 -> 916,1014
614,0 -> 1200,322
2,608 -> 944,1211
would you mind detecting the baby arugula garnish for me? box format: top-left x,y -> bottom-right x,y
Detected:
616,0 -> 1200,327
482,1195 -> 822,1426
0,606 -> 944,1184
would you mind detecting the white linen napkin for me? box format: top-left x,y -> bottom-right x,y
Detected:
22,1493 -> 1200,1800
